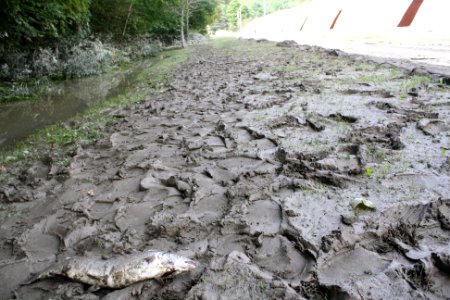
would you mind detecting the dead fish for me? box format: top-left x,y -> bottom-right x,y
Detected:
26,250 -> 197,289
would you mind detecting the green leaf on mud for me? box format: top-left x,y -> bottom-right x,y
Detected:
365,166 -> 373,177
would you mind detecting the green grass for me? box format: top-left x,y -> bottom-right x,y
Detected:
211,38 -> 279,60
355,68 -> 402,85
139,47 -> 193,84
211,36 -> 237,49
284,64 -> 301,72
0,77 -> 50,103
400,75 -> 432,91
0,47 -> 191,168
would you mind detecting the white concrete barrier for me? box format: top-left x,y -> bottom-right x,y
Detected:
240,0 -> 450,38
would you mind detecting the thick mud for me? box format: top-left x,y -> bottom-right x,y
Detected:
0,39 -> 449,299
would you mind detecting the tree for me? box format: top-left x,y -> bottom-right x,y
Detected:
168,0 -> 218,47
226,0 -> 240,30
90,0 -> 142,38
166,0 -> 189,47
0,0 -> 218,50
189,0 -> 219,34
0,0 -> 90,46
90,0 -> 181,40
122,1 -> 135,38
134,0 -> 179,39
226,0 -> 252,30
209,1 -> 228,32
242,5 -> 250,20
251,2 -> 264,17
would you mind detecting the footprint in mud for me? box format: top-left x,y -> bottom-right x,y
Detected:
346,123 -> 405,150
250,235 -> 311,280
242,94 -> 285,109
217,156 -> 277,178
417,118 -> 449,136
243,200 -> 281,235
317,247 -> 391,293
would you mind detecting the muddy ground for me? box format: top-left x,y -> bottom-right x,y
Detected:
0,39 -> 449,299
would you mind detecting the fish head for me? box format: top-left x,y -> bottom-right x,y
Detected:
173,257 -> 197,275
164,253 -> 197,275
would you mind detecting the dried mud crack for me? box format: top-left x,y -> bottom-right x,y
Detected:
1,39 -> 449,299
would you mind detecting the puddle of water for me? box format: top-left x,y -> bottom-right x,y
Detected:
0,60 -> 152,149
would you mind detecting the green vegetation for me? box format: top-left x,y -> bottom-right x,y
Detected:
211,36 -> 238,48
140,48 -> 194,84
0,0 -> 309,87
94,236 -> 105,249
0,0 -> 91,46
400,75 -> 432,92
227,0 -> 250,30
365,166 -> 373,177
0,0 -> 218,46
0,80 -> 48,103
0,47 -> 190,168
0,0 -> 219,92
356,68 -> 402,85
211,0 -> 311,31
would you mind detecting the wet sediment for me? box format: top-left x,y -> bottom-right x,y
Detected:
0,39 -> 449,299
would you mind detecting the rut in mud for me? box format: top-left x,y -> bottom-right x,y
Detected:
0,39 -> 449,299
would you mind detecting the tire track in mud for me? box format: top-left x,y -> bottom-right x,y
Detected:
0,39 -> 449,299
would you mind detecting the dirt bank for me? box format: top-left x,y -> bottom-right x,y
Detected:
0,39 -> 449,299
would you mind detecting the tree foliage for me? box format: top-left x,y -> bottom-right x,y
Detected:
226,0 -> 240,30
189,0 -> 219,34
213,0 -> 310,31
0,0 -> 90,46
0,0 -> 219,47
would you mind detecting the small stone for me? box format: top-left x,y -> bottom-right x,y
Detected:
228,250 -> 250,264
176,180 -> 192,196
139,176 -> 158,191
341,213 -> 357,225
252,233 -> 264,247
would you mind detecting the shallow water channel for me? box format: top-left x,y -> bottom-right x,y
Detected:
0,59 -> 152,149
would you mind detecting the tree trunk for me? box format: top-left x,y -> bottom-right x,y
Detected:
180,8 -> 187,48
76,23 -> 82,42
122,1 -> 134,38
185,6 -> 189,41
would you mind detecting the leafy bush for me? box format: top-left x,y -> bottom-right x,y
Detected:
188,32 -> 208,45
63,40 -> 115,78
127,38 -> 162,59
34,48 -> 60,78
0,51 -> 30,80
